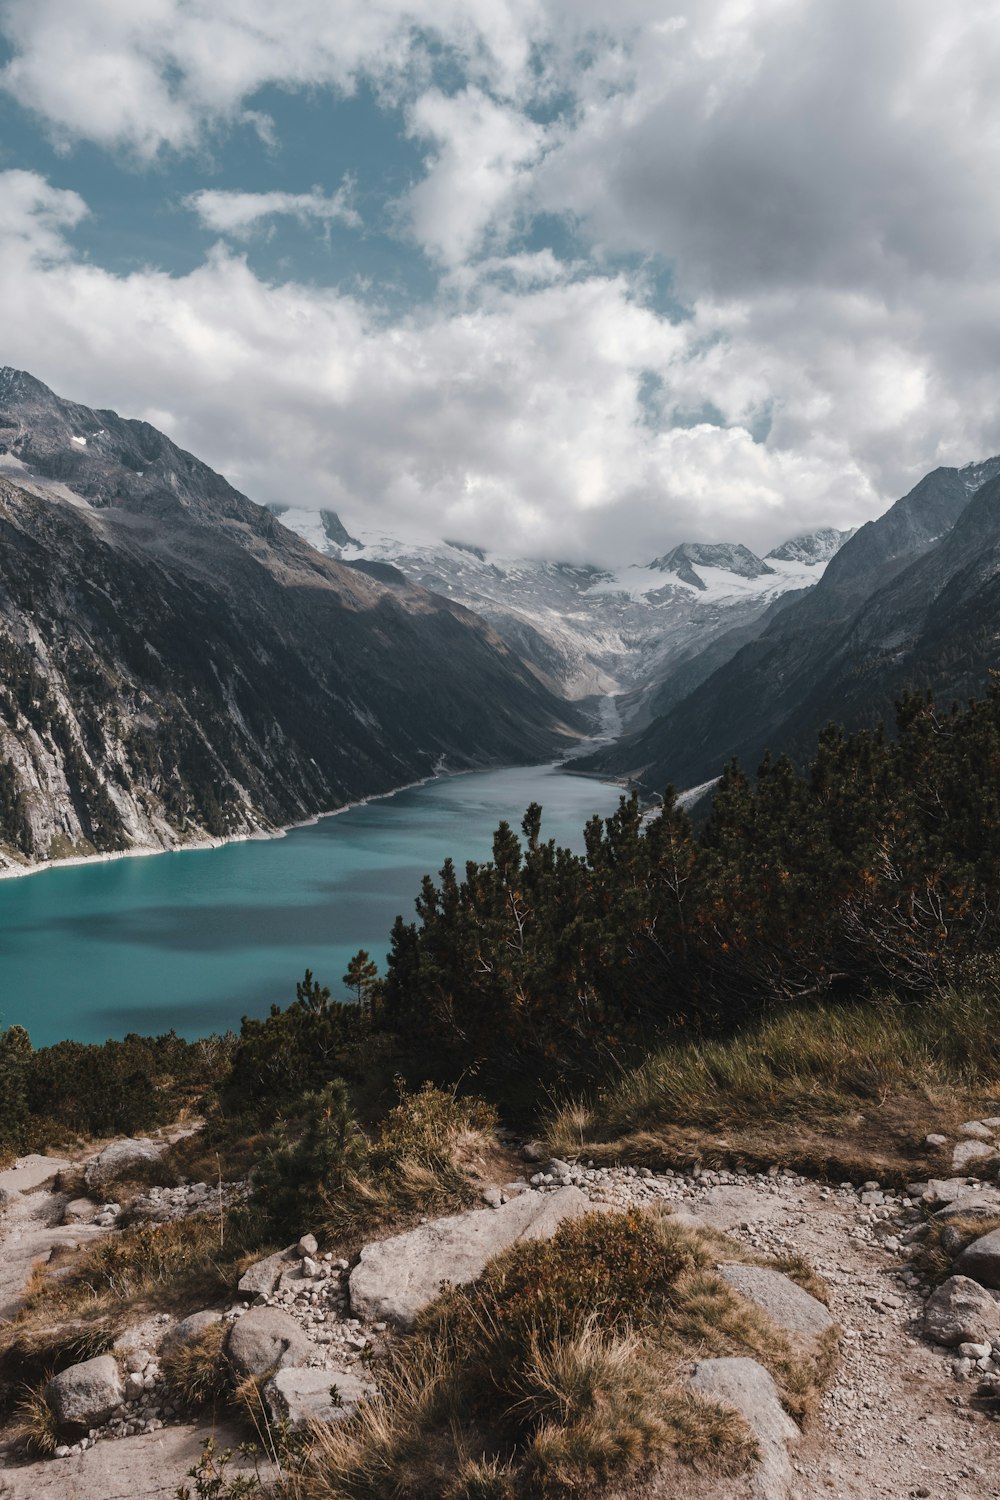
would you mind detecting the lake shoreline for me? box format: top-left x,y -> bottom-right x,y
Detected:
0,766 -> 453,885
0,755 -> 631,887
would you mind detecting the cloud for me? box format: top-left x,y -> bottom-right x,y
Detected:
0,169 -> 884,563
0,0 -> 554,159
184,185 -> 361,239
402,88 -> 544,265
2,4 -> 1000,563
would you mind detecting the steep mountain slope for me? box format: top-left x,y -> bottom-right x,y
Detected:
582,458 -> 1000,790
272,504 -> 848,714
0,369 -> 584,868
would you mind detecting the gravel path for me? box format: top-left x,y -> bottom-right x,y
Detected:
0,1156 -> 109,1321
616,1167 -> 1000,1500
3,1150 -> 1000,1498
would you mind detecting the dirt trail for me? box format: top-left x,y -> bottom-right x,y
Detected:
690,1179 -> 999,1500
2,1151 -> 999,1498
0,1156 -> 109,1322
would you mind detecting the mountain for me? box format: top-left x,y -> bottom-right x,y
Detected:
765,528 -> 854,565
581,457 -> 1000,791
647,542 -> 775,589
272,506 -> 849,714
0,368 -> 584,869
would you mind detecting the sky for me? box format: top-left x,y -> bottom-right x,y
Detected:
0,1 -> 999,564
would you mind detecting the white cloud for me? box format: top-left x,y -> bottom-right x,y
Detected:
0,169 -> 886,563
2,4 -> 1000,562
402,88 -> 544,265
184,185 -> 360,238
0,0 -> 554,159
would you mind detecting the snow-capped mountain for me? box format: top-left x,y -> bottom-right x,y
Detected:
271,504 -> 852,720
766,528 -> 855,565
0,369 -> 583,870
580,455 -> 1000,792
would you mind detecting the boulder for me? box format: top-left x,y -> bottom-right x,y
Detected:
160,1310 -> 223,1355
954,1228 -> 1000,1289
84,1139 -> 163,1192
45,1354 -> 124,1433
717,1264 -> 835,1341
226,1307 -> 310,1378
923,1178 -> 977,1206
349,1186 -> 591,1330
951,1140 -> 998,1173
960,1121 -> 996,1141
62,1198 -> 98,1225
933,1190 -> 1000,1223
263,1367 -> 375,1427
686,1357 -> 799,1500
923,1275 -> 1000,1346
237,1246 -> 298,1299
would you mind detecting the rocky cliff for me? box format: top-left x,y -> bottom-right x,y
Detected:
0,369 -> 584,869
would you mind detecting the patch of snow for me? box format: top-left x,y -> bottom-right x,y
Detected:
70,435 -> 87,446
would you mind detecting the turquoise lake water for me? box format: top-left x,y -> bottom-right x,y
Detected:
0,765 -> 623,1048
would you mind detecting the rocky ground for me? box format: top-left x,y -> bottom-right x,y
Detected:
2,1122 -> 1000,1498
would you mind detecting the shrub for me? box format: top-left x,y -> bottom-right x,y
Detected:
252,1081 -> 366,1241
428,1209 -> 690,1393
161,1322 -> 231,1412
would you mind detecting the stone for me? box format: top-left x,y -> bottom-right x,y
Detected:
521,1140 -> 546,1161
160,1310 -> 223,1355
263,1367 -> 375,1427
297,1234 -> 319,1257
45,1355 -> 125,1433
955,1228 -> 1000,1289
237,1246 -> 297,1298
84,1139 -> 163,1192
482,1187 -> 504,1208
226,1307 -> 311,1378
925,1134 -> 948,1148
349,1185 -> 592,1330
933,1190 -> 1000,1222
61,1198 -> 98,1225
717,1264 -> 835,1341
923,1276 -> 1000,1346
686,1357 -> 799,1499
951,1140 -> 998,1172
961,1121 -> 996,1140
924,1178 -> 977,1206
125,1349 -> 152,1373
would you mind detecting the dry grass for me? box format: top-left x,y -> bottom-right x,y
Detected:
919,1210 -> 1000,1284
161,1321 -> 231,1412
0,1318 -> 120,1416
290,1208 -> 833,1500
547,992 -> 1000,1183
7,1382 -> 58,1457
320,1086 -> 514,1253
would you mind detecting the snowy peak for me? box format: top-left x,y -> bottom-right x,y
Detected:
766,528 -> 855,566
647,542 -> 775,591
959,456 -> 1000,495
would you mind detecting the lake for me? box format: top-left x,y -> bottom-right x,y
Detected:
0,764 -> 624,1048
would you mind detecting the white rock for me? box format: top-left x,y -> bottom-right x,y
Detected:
717,1264 -> 835,1340
45,1356 -> 125,1432
263,1366 -> 375,1427
960,1121 -> 996,1140
951,1140 -> 998,1172
924,1276 -> 1000,1346
349,1185 -> 593,1330
84,1139 -> 163,1192
687,1357 -> 799,1499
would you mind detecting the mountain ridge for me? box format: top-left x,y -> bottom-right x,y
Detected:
579,455 -> 1000,791
0,368 -> 584,871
